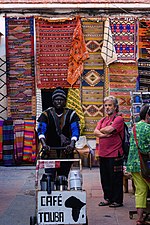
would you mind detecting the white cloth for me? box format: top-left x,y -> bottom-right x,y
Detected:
101,18 -> 117,66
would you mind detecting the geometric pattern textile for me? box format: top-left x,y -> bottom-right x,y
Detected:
139,20 -> 150,59
5,17 -> 36,120
0,57 -> 7,120
66,88 -> 85,134
82,86 -> 104,138
81,19 -> 105,138
101,18 -> 117,66
35,16 -> 80,89
138,58 -> 150,91
111,17 -> 137,62
109,62 -> 138,121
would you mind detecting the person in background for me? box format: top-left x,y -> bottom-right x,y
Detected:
126,105 -> 150,225
37,87 -> 80,177
94,96 -> 124,208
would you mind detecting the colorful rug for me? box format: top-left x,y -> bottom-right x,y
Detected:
81,19 -> 105,138
5,17 -> 36,120
2,120 -> 14,166
0,57 -> 7,120
138,58 -> 150,91
139,19 -> 150,59
23,120 -> 36,162
110,17 -> 137,61
0,120 -> 3,160
13,120 -> 24,163
109,63 -> 138,121
66,88 -> 85,134
35,16 -> 82,88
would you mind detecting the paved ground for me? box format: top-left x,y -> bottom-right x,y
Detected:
0,165 -> 139,225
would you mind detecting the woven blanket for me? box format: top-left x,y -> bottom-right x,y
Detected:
101,18 -> 117,66
35,16 -> 82,88
110,17 -> 137,61
138,58 -> 150,91
0,120 -> 3,160
81,19 -> 105,138
5,17 -> 36,120
13,120 -> 24,163
67,18 -> 89,86
2,120 -> 14,166
139,20 -> 150,59
66,88 -> 85,134
109,63 -> 138,121
23,120 -> 36,162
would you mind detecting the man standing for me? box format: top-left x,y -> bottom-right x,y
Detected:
37,87 -> 80,177
94,95 -> 124,207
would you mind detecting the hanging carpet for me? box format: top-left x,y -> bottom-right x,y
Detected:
35,16 -> 88,88
5,17 -> 36,120
81,19 -> 104,138
0,120 -> 3,161
109,62 -> 138,121
0,57 -> 7,120
110,17 -> 137,62
139,19 -> 150,59
138,58 -> 150,91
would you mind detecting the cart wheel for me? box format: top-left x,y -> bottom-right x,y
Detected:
30,216 -> 36,225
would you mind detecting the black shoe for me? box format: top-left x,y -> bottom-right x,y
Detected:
109,202 -> 123,208
98,199 -> 111,206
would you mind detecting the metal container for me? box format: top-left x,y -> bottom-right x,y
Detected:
69,170 -> 82,190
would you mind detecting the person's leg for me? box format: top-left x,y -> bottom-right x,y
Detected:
109,157 -> 123,206
132,172 -> 149,223
99,157 -> 113,204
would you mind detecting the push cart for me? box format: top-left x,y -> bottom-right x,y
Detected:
30,147 -> 88,225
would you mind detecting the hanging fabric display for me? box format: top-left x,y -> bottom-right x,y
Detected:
35,16 -> 86,88
5,17 -> 36,120
110,17 -> 137,62
101,18 -> 117,66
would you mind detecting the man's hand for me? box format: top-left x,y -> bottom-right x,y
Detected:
65,140 -> 75,154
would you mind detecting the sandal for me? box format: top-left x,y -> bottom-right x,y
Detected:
109,202 -> 123,208
136,220 -> 149,225
98,200 -> 110,206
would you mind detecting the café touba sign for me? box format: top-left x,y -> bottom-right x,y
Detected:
37,191 -> 86,224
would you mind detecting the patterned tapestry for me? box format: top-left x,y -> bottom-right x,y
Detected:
81,19 -> 105,138
110,17 -> 137,61
138,58 -> 150,91
109,63 -> 138,121
35,16 -> 83,89
0,57 -> 7,120
5,17 -> 36,120
138,19 -> 150,59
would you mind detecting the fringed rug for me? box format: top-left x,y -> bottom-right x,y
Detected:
138,58 -> 150,91
81,19 -> 105,138
35,16 -> 81,88
5,17 -> 36,120
110,17 -> 137,62
109,63 -> 138,121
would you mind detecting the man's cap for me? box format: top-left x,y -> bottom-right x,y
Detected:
52,87 -> 67,101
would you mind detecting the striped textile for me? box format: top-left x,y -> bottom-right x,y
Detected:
2,120 -> 14,166
66,88 -> 85,134
0,120 -> 4,160
23,120 -> 36,162
13,120 -> 24,163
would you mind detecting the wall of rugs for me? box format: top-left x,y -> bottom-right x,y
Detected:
0,14 -> 150,165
